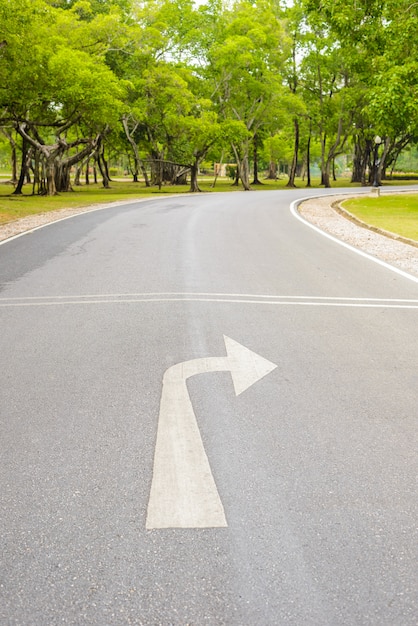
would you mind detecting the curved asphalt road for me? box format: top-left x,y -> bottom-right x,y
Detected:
0,189 -> 417,625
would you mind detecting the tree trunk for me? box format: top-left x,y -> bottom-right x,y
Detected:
232,144 -> 251,190
121,116 -> 150,186
58,138 -> 99,192
74,160 -> 85,186
306,131 -> 312,188
189,160 -> 201,192
351,137 -> 370,186
286,118 -> 299,188
13,136 -> 29,195
321,115 -> 349,188
103,152 -> 111,182
240,155 -> 251,190
322,147 -> 338,188
252,134 -> 263,185
55,162 -> 72,192
322,163 -> 331,188
320,131 -> 327,186
351,138 -> 363,183
95,148 -> 110,189
74,155 -> 90,187
141,163 -> 150,185
99,156 -> 110,188
85,159 -> 90,185
163,161 -> 175,184
46,157 -> 58,195
266,161 -> 277,180
32,150 -> 42,195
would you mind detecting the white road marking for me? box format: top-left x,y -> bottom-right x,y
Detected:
146,336 -> 277,529
1,292 -> 418,301
0,293 -> 417,309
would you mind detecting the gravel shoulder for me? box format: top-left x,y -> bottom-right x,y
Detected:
1,192 -> 417,279
298,193 -> 418,279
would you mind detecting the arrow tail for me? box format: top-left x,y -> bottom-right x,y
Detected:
146,369 -> 227,529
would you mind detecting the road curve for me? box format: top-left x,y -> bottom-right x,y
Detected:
1,189 -> 417,625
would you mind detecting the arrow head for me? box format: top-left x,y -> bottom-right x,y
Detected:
224,335 -> 277,396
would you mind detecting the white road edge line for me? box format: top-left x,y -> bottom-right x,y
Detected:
290,196 -> 418,285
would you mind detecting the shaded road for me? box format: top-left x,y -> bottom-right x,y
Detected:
1,190 -> 417,624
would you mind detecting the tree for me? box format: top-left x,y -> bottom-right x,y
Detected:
0,0 -> 126,194
2,0 -> 417,194
181,116 -> 249,192
296,11 -> 356,187
304,0 -> 418,185
207,0 -> 289,189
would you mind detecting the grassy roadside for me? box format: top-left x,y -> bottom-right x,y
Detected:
342,194 -> 418,242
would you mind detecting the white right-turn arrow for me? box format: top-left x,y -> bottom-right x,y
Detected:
146,336 -> 277,530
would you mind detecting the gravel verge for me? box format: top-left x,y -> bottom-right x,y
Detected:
298,193 -> 418,279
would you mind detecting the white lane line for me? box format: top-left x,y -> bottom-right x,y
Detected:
290,197 -> 418,285
0,297 -> 418,309
1,292 -> 418,302
146,336 -> 277,529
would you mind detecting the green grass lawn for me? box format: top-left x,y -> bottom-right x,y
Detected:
342,194 -> 418,242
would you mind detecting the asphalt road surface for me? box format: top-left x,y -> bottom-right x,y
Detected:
1,189 -> 417,625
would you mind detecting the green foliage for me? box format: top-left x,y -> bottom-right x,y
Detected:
0,0 -> 126,127
0,0 -> 417,198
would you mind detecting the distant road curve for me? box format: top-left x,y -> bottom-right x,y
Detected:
1,187 -> 418,282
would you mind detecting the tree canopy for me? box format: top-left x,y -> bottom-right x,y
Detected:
0,0 -> 416,193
